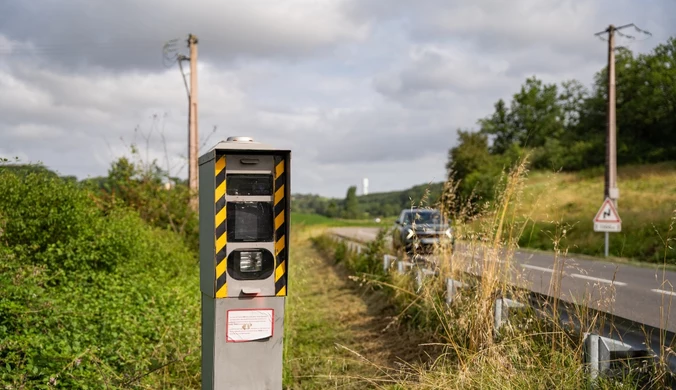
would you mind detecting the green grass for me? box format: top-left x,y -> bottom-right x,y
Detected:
283,227 -> 390,389
516,162 -> 676,263
291,212 -> 395,228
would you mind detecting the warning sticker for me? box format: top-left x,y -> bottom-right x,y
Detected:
226,309 -> 274,342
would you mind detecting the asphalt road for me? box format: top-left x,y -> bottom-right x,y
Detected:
330,227 -> 676,332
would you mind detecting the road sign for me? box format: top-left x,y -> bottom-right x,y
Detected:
593,198 -> 621,232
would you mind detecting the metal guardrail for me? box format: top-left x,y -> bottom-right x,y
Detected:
330,233 -> 676,387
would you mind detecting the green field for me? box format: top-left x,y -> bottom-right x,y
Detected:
291,212 -> 395,228
518,162 -> 676,262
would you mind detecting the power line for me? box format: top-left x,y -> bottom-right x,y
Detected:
594,23 -> 652,49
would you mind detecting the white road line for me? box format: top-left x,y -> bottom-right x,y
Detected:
521,264 -> 554,273
651,288 -> 676,297
570,273 -> 627,286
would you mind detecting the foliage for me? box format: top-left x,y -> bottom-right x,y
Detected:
343,185 -> 360,219
0,165 -> 200,389
447,36 -> 676,205
89,146 -> 198,251
0,164 -> 62,179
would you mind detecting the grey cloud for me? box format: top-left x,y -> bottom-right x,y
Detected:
296,152 -> 448,198
2,0 -> 675,198
347,0 -> 676,60
0,0 -> 369,72
373,44 -> 518,102
304,104 -> 476,165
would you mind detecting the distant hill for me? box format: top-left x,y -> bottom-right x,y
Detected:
292,181 -> 444,218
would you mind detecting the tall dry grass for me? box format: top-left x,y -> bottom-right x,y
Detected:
310,158 -> 676,388
368,157 -> 669,388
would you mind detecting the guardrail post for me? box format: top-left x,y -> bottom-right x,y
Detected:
445,278 -> 465,305
584,333 -> 601,382
415,268 -> 436,291
383,255 -> 397,272
493,297 -> 526,335
493,298 -> 503,333
583,333 -> 649,384
397,260 -> 413,274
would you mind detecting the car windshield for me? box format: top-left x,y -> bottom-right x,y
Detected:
405,211 -> 442,225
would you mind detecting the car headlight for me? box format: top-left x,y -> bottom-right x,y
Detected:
406,228 -> 414,239
445,228 -> 453,239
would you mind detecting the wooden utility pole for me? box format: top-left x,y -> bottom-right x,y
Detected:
606,25 -> 617,205
188,34 -> 199,211
594,23 -> 649,257
595,24 -> 621,257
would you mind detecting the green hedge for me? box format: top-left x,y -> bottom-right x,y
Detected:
0,167 -> 200,389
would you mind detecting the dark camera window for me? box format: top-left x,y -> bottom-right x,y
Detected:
226,174 -> 273,196
227,249 -> 274,280
227,202 -> 274,242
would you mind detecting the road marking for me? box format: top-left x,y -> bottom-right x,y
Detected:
570,273 -> 627,286
651,288 -> 676,297
521,264 -> 554,273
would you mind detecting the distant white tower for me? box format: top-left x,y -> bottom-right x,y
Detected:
362,178 -> 369,196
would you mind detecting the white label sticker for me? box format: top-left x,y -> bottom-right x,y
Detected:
226,309 -> 274,342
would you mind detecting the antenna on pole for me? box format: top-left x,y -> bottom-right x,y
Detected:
162,34 -> 200,211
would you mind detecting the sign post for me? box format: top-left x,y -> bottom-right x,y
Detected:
199,136 -> 291,390
593,197 -> 621,257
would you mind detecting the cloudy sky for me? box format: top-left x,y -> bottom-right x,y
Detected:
1,0 -> 674,197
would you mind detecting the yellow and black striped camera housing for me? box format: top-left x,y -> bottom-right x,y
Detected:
198,137 -> 290,299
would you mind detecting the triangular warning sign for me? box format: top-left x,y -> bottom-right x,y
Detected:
594,198 -> 621,223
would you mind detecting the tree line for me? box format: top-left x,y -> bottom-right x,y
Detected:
292,182 -> 444,219
448,37 -> 676,201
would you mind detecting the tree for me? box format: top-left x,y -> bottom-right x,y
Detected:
344,186 -> 359,219
507,76 -> 563,149
446,130 -> 491,181
478,99 -> 511,154
558,80 -> 588,131
326,201 -> 339,218
446,130 -> 505,202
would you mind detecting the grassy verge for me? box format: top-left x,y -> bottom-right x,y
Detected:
309,159 -> 672,389
517,162 -> 676,263
283,226 -> 372,388
283,226 -> 437,389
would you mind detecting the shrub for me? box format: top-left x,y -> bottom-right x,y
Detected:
0,165 -> 201,389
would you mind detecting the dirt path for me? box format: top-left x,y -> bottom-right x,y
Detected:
283,229 -> 437,389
